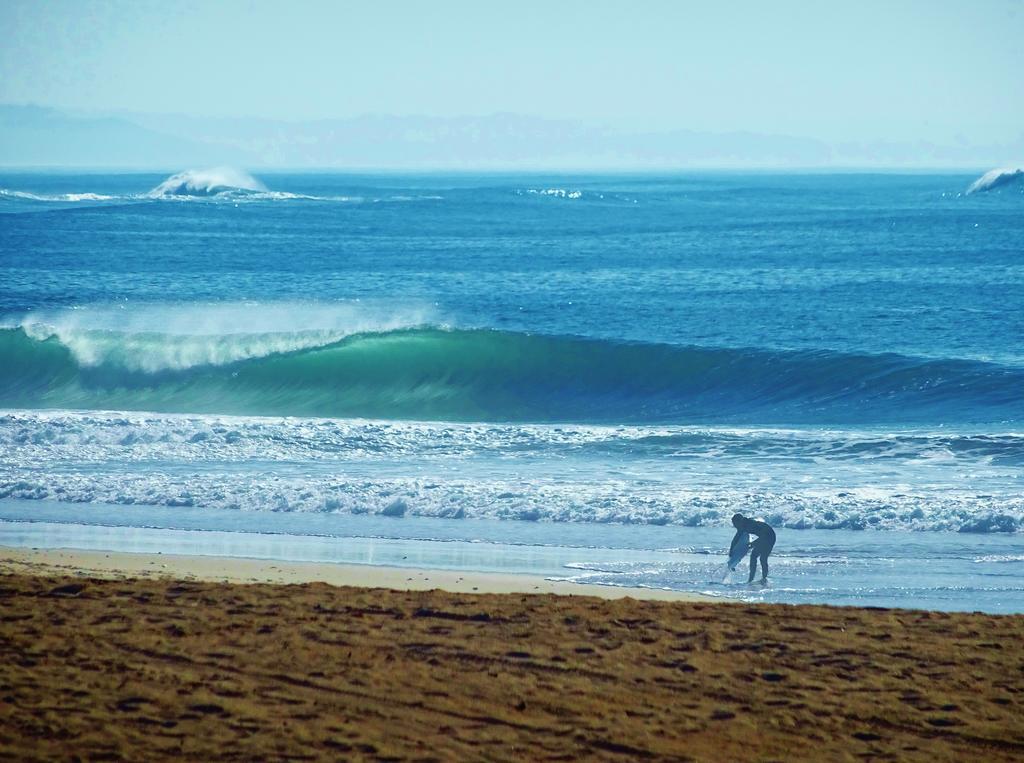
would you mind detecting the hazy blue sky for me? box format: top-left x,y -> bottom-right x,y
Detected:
2,0 -> 1022,143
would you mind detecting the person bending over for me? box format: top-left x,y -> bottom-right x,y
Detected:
731,513 -> 776,584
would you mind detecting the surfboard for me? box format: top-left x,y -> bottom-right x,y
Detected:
727,532 -> 750,570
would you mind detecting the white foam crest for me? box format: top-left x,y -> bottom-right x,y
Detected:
147,167 -> 267,197
376,194 -> 444,202
24,325 -> 359,372
246,191 -> 359,202
0,189 -> 116,202
525,188 -> 583,199
10,301 -> 439,372
64,193 -> 115,202
966,166 -> 1024,194
1,186 -> 414,205
146,190 -> 365,204
242,190 -> 306,201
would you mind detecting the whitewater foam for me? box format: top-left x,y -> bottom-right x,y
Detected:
1,185 -> 434,206
524,188 -> 584,199
1,459 -> 1019,532
0,189 -> 116,202
1,410 -> 1021,533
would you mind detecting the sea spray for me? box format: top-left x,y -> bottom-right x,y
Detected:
13,302 -> 438,373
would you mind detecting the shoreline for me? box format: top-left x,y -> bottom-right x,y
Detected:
0,545 -> 708,602
3,507 -> 1023,613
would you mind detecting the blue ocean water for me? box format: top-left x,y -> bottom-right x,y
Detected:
1,169 -> 1022,610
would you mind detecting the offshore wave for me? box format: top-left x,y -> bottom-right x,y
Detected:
966,166 -> 1024,194
146,167 -> 267,197
0,187 -> 429,206
1,167 -> 444,207
1,325 -> 1022,424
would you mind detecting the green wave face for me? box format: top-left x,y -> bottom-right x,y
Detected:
1,326 -> 1022,424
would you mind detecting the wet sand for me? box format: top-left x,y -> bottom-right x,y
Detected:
0,546 -> 706,601
1,556 -> 1022,761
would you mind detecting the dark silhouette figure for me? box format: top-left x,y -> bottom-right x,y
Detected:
730,513 -> 776,584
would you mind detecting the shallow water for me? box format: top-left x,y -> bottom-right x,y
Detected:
2,500 -> 1021,613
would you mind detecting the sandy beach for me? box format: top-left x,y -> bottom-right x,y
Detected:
2,549 -> 1022,761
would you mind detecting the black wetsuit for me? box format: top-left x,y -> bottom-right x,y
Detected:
747,519 -> 776,555
737,519 -> 776,582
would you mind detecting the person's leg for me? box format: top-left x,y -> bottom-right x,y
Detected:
759,538 -> 775,583
747,547 -> 759,583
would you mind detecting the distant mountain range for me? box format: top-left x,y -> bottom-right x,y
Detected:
1,104 -> 1021,169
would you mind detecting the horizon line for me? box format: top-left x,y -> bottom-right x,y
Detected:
0,164 -> 998,175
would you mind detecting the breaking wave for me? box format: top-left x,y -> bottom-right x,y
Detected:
0,175 -> 436,206
1,324 -> 1022,424
146,167 -> 267,197
966,166 -> 1024,194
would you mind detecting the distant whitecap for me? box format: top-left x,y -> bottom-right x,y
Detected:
966,166 -> 1024,194
147,167 -> 267,197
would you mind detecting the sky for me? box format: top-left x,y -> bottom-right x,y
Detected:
1,0 -> 1022,145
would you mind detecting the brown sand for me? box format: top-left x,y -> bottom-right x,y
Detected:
1,568 -> 1022,760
